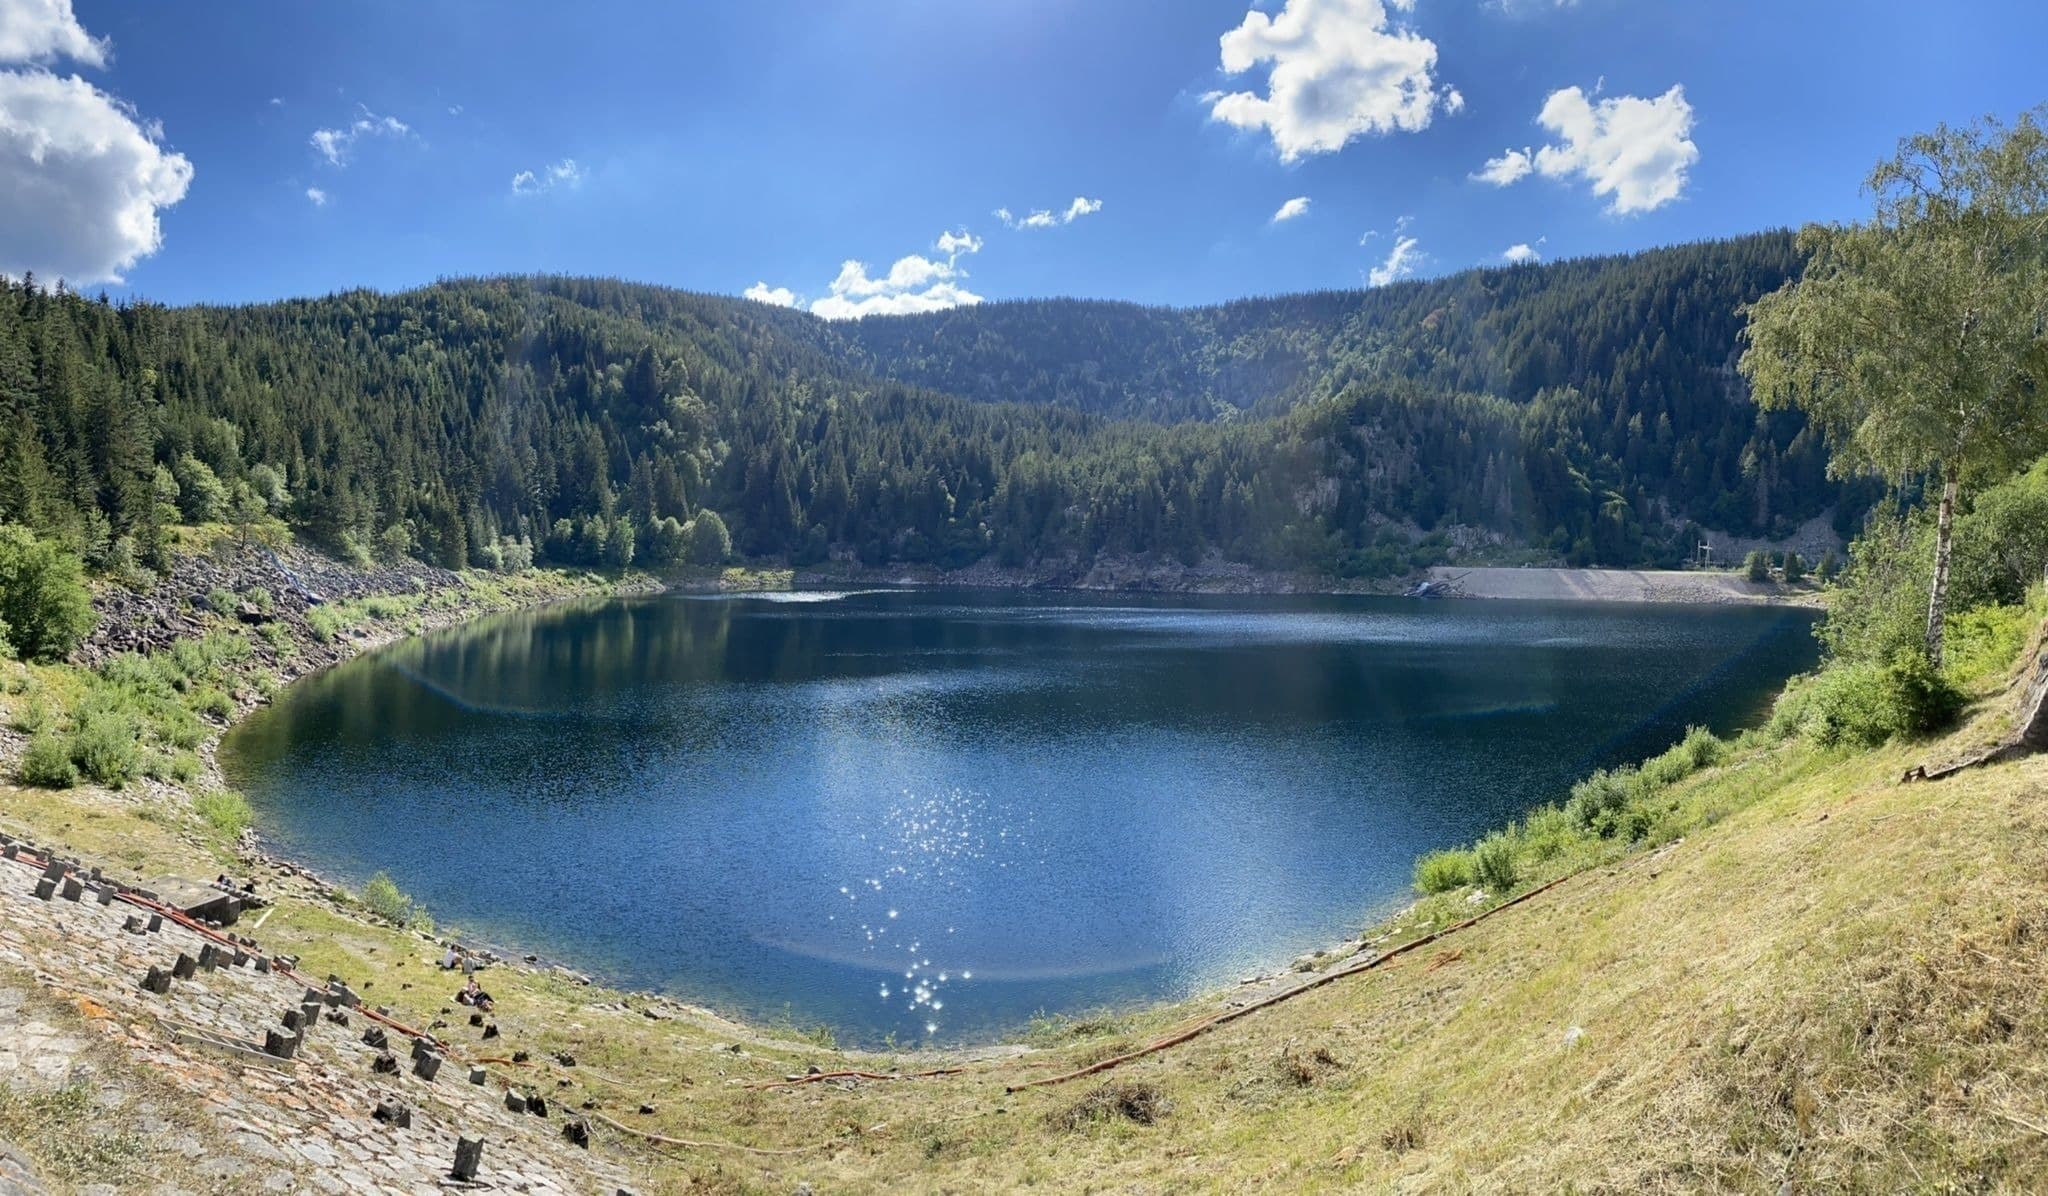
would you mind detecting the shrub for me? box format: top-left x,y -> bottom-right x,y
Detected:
1745,550 -> 1772,582
358,870 -> 429,929
17,733 -> 77,788
1518,805 -> 1580,863
1473,833 -> 1520,892
203,586 -> 238,614
69,704 -> 140,787
243,586 -> 274,615
1566,767 -> 1637,833
193,790 -> 253,840
0,525 -> 97,662
190,685 -> 235,721
1414,849 -> 1475,894
1782,552 -> 1807,583
1801,652 -> 1965,748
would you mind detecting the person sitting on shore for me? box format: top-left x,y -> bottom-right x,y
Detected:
442,946 -> 460,970
456,975 -> 494,1012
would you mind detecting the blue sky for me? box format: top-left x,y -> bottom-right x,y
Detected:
3,0 -> 2045,312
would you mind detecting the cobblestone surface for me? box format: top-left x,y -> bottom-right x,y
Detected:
0,841 -> 632,1195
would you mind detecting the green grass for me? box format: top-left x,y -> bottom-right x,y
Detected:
192,789 -> 252,841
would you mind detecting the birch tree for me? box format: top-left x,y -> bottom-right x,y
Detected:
1740,108 -> 2048,667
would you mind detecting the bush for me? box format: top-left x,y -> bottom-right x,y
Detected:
69,704 -> 140,787
1816,549 -> 1842,583
1745,550 -> 1772,582
1782,552 -> 1807,583
1414,849 -> 1475,894
1800,652 -> 1965,748
1518,805 -> 1579,863
359,871 -> 412,923
0,525 -> 97,662
193,790 -> 253,840
204,586 -> 238,614
1473,833 -> 1520,892
17,733 -> 76,788
1566,767 -> 1637,833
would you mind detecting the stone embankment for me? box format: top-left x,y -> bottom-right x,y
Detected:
0,830 -> 634,1193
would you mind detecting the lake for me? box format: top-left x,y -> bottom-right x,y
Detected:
221,589 -> 1818,1045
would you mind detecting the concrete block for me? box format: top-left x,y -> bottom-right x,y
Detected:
140,966 -> 172,995
31,879 -> 54,901
451,1136 -> 483,1182
171,953 -> 197,980
372,1100 -> 412,1129
413,1051 -> 442,1082
262,1029 -> 300,1060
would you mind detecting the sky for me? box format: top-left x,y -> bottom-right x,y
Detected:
2,0 -> 2045,315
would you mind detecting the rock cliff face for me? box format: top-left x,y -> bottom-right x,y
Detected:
2019,634 -> 2048,752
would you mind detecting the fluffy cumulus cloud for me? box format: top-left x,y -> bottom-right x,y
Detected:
995,196 -> 1101,231
305,186 -> 328,207
0,0 -> 104,66
0,5 -> 192,286
1501,241 -> 1540,263
1476,85 -> 1698,214
1208,0 -> 1455,161
511,157 -> 583,196
310,108 -> 410,167
742,282 -> 797,308
1270,195 -> 1311,223
1473,146 -> 1533,186
752,230 -> 987,321
1367,234 -> 1422,287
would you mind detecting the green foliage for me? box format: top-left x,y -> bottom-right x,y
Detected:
1566,768 -> 1639,835
1797,652 -> 1966,748
0,236 -> 1835,579
687,510 -> 731,565
68,701 -> 140,787
358,871 -> 414,924
17,733 -> 76,788
171,454 -> 228,523
193,789 -> 253,840
1473,833 -> 1520,892
1414,849 -> 1475,895
0,525 -> 97,662
1816,549 -> 1842,583
1745,550 -> 1772,582
1782,552 -> 1806,583
1943,593 -> 2047,687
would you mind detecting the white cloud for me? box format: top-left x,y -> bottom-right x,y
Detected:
1367,234 -> 1422,287
1444,87 -> 1465,115
305,186 -> 327,206
1477,85 -> 1698,214
0,68 -> 191,285
0,0 -> 106,67
756,229 -> 987,321
1501,241 -> 1539,263
1270,195 -> 1311,223
310,107 -> 410,167
511,157 -> 583,196
996,196 -> 1102,230
1474,147 -> 1532,186
1208,0 -> 1452,161
743,282 -> 797,308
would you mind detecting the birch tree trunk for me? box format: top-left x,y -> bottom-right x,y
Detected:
1925,472 -> 1959,668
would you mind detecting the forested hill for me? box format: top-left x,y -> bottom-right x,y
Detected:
0,231 -> 1853,581
831,234 -> 1804,422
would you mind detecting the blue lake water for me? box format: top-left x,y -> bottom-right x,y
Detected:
220,589 -> 1817,1045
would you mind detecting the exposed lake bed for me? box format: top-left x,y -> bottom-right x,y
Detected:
221,589 -> 1819,1045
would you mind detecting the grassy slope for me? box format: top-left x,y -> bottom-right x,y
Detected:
2,581 -> 2046,1192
